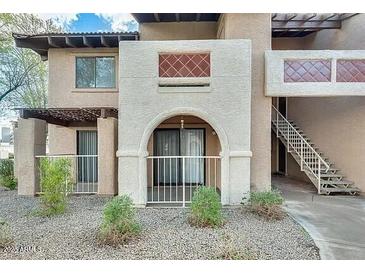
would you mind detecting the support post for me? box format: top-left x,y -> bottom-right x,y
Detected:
287,123 -> 290,152
318,157 -> 321,194
182,157 -> 185,207
16,118 -> 46,196
276,112 -> 279,137
300,139 -> 303,171
97,117 -> 118,195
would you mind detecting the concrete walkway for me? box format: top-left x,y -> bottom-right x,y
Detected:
273,176 -> 365,260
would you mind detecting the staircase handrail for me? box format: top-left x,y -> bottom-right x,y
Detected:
272,105 -> 330,172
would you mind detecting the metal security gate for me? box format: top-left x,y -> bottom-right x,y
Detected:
147,156 -> 221,206
76,130 -> 98,193
147,128 -> 221,206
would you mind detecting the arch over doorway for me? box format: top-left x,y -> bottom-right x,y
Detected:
139,107 -> 229,156
139,107 -> 230,205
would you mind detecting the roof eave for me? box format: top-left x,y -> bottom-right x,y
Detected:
12,32 -> 140,60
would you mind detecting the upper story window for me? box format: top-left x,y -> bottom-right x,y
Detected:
75,56 -> 116,88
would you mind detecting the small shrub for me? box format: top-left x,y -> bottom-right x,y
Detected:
0,159 -> 17,190
0,219 -> 13,248
249,190 -> 285,220
98,195 -> 141,246
189,186 -> 224,228
39,158 -> 72,216
217,234 -> 257,260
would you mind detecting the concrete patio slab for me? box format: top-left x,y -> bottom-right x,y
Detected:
273,176 -> 365,260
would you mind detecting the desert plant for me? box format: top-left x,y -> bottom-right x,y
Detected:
98,195 -> 141,246
38,157 -> 72,216
248,190 -> 285,220
0,219 -> 13,248
189,186 -> 224,228
0,159 -> 17,190
217,234 -> 257,260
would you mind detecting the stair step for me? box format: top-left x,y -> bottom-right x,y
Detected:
303,157 -> 329,162
320,173 -> 343,177
321,180 -> 353,185
313,168 -> 339,172
321,187 -> 360,193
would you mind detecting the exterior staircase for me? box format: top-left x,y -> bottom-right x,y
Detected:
272,105 -> 360,195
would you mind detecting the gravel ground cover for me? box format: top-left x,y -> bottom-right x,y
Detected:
0,188 -> 319,260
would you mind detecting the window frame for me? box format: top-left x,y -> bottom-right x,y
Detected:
74,55 -> 117,91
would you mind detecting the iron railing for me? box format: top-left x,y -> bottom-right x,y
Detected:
272,106 -> 330,194
146,156 -> 221,206
35,154 -> 98,194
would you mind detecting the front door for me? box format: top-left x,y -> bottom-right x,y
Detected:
153,128 -> 205,185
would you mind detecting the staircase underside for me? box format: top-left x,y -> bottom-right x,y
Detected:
272,111 -> 360,195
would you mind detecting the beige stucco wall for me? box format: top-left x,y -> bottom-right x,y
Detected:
272,14 -> 365,192
48,124 -> 96,155
48,48 -> 119,108
117,39 -> 252,206
139,22 -> 217,40
221,14 -> 272,192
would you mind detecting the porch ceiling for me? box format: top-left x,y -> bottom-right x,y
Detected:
17,107 -> 118,126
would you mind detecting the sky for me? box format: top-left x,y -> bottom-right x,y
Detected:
37,13 -> 138,32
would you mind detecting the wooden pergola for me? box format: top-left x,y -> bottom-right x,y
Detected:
18,107 -> 118,127
272,13 -> 359,37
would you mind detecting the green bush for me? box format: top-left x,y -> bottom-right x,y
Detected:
39,158 -> 72,216
98,195 -> 141,246
189,186 -> 224,228
0,219 -> 13,248
249,190 -> 285,220
0,159 -> 17,190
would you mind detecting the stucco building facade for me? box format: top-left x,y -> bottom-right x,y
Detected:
12,13 -> 364,206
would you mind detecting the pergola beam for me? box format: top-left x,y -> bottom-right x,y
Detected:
65,36 -> 78,47
285,13 -> 297,21
304,13 -> 317,22
272,20 -> 341,30
100,36 -> 111,47
340,13 -> 359,20
82,36 -> 94,47
154,13 -> 160,22
321,13 -> 337,21
47,36 -> 60,48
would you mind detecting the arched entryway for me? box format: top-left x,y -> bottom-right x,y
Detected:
145,115 -> 223,206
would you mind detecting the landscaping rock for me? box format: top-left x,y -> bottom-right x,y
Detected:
0,188 -> 319,259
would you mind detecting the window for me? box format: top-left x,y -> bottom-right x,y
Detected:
75,57 -> 116,88
159,53 -> 210,77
